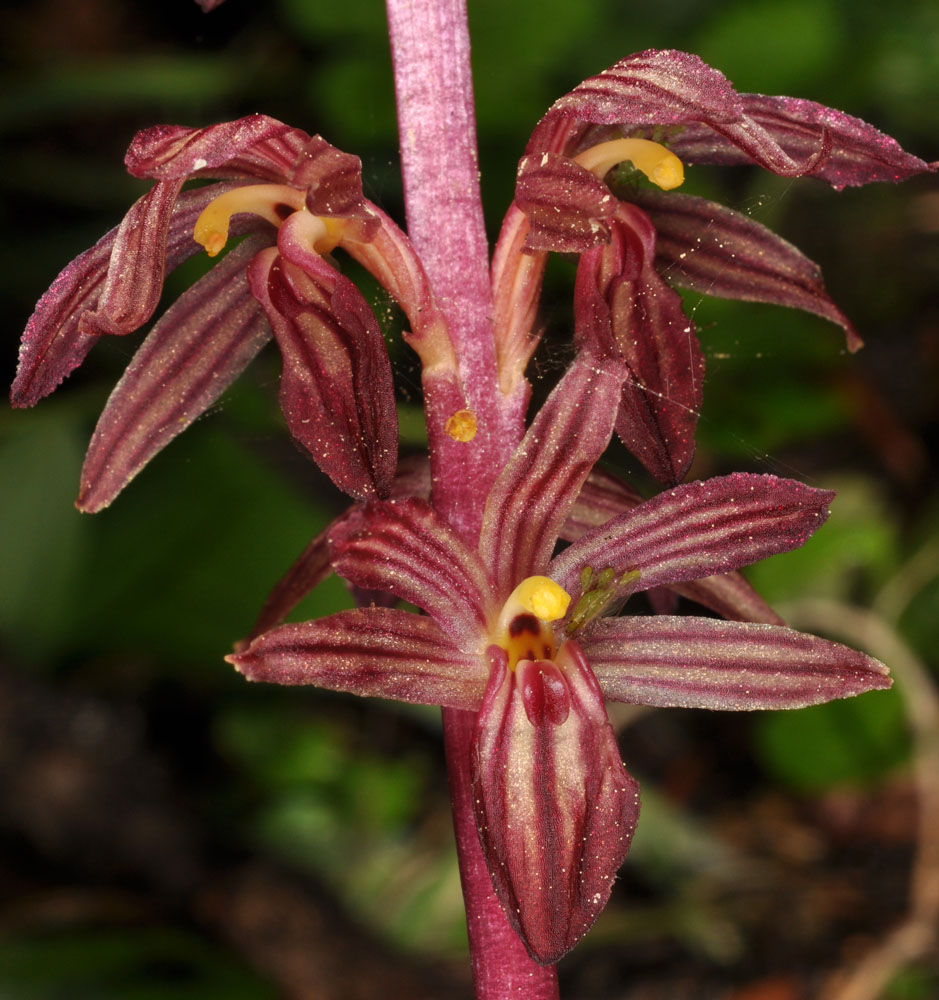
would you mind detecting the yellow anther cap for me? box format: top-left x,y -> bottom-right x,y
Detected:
512,576 -> 571,622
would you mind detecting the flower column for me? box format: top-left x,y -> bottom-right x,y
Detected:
385,0 -> 559,996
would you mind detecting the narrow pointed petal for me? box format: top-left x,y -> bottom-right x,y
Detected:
12,183 -> 265,408
125,114 -> 312,183
79,179 -> 185,338
478,355 -> 624,601
472,642 -> 640,964
247,247 -> 397,500
230,608 -> 486,709
12,234 -> 109,407
328,498 -> 494,648
575,202 -> 704,483
515,152 -> 617,252
550,473 -> 834,599
584,615 -> 890,709
668,94 -> 936,189
565,468 -> 782,624
632,190 -> 862,350
530,49 -> 743,153
77,235 -> 272,512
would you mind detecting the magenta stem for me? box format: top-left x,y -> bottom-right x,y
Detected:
384,0 -> 559,997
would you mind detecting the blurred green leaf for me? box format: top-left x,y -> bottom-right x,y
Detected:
744,474 -> 899,604
0,926 -> 274,1000
0,56 -> 250,128
693,0 -> 841,93
0,410 -> 88,661
753,685 -> 909,790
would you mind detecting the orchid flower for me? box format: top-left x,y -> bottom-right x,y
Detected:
10,116 -> 453,508
229,354 -> 889,964
11,15 -> 932,990
496,49 -> 935,484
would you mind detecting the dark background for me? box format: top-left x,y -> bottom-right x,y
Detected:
1,0 -> 937,997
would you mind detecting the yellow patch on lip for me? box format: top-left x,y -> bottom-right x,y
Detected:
575,137 -> 685,191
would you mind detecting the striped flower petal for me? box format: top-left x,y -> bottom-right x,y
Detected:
478,355 -> 624,602
575,201 -> 704,484
583,615 -> 890,710
247,246 -> 398,500
515,151 -> 617,252
75,178 -> 185,338
125,114 -> 311,183
229,607 -> 485,709
550,473 -> 834,601
632,190 -> 862,350
329,497 -> 494,648
12,183 -> 266,408
530,49 -> 933,187
472,641 -> 640,964
563,466 -> 644,540
565,467 -> 781,624
77,234 -> 272,512
667,93 -> 935,190
291,134 -> 377,233
530,49 -> 742,152
673,573 -> 783,626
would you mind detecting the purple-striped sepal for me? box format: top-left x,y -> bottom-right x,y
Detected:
472,642 -> 640,964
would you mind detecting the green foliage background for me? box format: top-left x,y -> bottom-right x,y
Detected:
0,0 -> 936,995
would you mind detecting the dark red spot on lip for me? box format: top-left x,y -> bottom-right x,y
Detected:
509,613 -> 540,637
274,202 -> 295,220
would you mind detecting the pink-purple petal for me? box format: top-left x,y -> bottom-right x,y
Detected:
77,234 -> 272,512
550,473 -> 834,600
672,573 -> 783,626
583,615 -> 890,710
565,468 -> 782,624
529,49 -> 743,154
669,94 -> 936,190
633,189 -> 862,350
247,247 -> 398,501
478,355 -> 624,601
77,179 -> 184,338
12,234 -> 109,408
230,607 -> 486,709
515,152 -> 617,252
328,498 -> 494,648
125,114 -> 311,182
12,183 -> 263,408
575,202 -> 704,483
291,135 -> 376,230
472,641 -> 640,964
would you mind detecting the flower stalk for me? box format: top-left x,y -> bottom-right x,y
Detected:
385,0 -> 558,994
